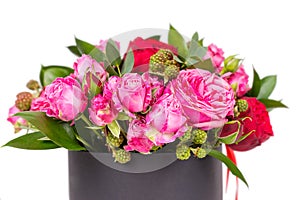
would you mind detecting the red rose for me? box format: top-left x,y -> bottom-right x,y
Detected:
225,97 -> 274,151
126,37 -> 177,73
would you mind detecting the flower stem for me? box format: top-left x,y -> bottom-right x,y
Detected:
80,114 -> 103,140
75,134 -> 94,151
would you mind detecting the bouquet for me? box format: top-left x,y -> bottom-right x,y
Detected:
4,25 -> 286,186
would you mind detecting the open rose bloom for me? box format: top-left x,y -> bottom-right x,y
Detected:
6,26 -> 286,184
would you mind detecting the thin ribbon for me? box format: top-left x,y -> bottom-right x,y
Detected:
225,145 -> 239,200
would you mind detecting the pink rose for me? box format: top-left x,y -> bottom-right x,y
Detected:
30,90 -> 50,112
73,54 -> 107,89
124,119 -> 155,153
96,39 -> 120,52
146,92 -> 187,144
7,105 -> 27,133
88,79 -> 119,126
171,69 -> 235,130
203,44 -> 224,72
223,65 -> 250,97
115,73 -> 149,113
42,75 -> 87,121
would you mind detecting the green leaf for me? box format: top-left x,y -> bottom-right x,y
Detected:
259,99 -> 288,110
116,112 -> 130,121
3,132 -> 60,150
257,75 -> 277,99
192,32 -> 199,41
168,25 -> 188,59
67,45 -> 81,57
39,65 -> 74,87
107,120 -> 120,138
147,35 -> 161,41
208,149 -> 248,187
15,112 -> 85,151
121,49 -> 134,74
106,39 -> 121,67
193,59 -> 215,73
89,48 -> 106,62
189,40 -> 207,58
75,37 -> 95,55
247,67 -> 261,97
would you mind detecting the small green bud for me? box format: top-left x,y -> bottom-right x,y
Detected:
164,65 -> 180,80
237,99 -> 248,113
224,55 -> 242,72
179,128 -> 192,141
191,147 -> 207,159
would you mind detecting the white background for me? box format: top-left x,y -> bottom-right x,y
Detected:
0,0 -> 299,199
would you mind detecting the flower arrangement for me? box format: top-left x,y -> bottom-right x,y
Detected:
4,25 -> 286,186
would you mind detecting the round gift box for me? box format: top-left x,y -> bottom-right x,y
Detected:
68,149 -> 223,200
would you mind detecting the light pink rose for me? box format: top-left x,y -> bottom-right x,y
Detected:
73,54 -> 107,90
96,39 -> 120,52
42,75 -> 88,121
88,80 -> 118,126
146,92 -> 187,144
223,65 -> 250,97
116,73 -> 149,113
7,105 -> 27,133
171,69 -> 235,130
203,43 -> 224,72
124,119 -> 155,153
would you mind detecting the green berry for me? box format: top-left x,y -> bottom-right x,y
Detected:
179,128 -> 192,141
114,149 -> 131,164
15,92 -> 33,111
196,148 -> 207,158
149,49 -> 174,73
26,80 -> 40,90
192,129 -> 207,145
107,132 -> 124,147
237,99 -> 248,113
165,65 -> 180,80
176,145 -> 191,160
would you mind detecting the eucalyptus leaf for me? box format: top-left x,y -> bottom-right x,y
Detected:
188,39 -> 206,59
121,49 -> 134,74
39,65 -> 74,87
67,45 -> 81,57
168,25 -> 188,59
208,149 -> 248,187
193,59 -> 215,73
15,112 -> 85,151
257,75 -> 277,99
192,32 -> 199,41
3,132 -> 60,150
106,39 -> 121,67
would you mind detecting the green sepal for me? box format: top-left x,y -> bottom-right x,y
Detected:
2,132 -> 60,150
208,149 -> 249,187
